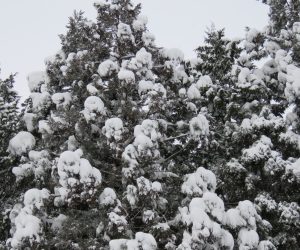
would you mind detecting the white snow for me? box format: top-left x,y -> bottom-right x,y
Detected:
189,114 -> 209,138
238,228 -> 259,249
9,207 -> 42,249
23,113 -> 36,132
142,32 -> 155,47
23,188 -> 50,209
30,92 -> 52,112
196,75 -> 212,89
187,84 -> 201,100
56,150 -> 102,204
242,136 -> 272,163
118,69 -> 135,83
102,117 -> 124,141
99,188 -> 117,206
181,167 -> 216,196
97,59 -> 119,77
138,80 -> 154,95
117,23 -> 134,41
286,158 -> 300,181
135,48 -> 153,69
82,96 -> 106,121
51,92 -> 72,108
38,120 -> 53,135
8,131 -> 36,156
27,71 -> 50,92
132,15 -> 148,31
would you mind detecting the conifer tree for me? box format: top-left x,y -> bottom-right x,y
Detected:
0,70 -> 20,242
3,1 -> 273,249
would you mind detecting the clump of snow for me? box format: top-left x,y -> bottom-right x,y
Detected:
8,206 -> 42,249
135,48 -> 153,69
132,15 -> 148,31
51,92 -> 72,109
117,23 -> 134,42
187,84 -> 201,100
55,150 -> 102,205
136,177 -> 162,196
285,65 -> 300,102
23,113 -> 36,132
99,188 -> 117,206
286,158 -> 300,181
178,195 -> 233,249
109,232 -> 157,250
30,92 -> 52,112
24,188 -> 50,210
27,71 -> 50,92
142,32 -> 155,47
97,59 -> 119,77
189,114 -> 209,138
12,150 -> 51,181
138,80 -> 154,95
238,228 -> 259,249
242,136 -> 272,163
263,40 -> 280,55
196,75 -> 213,89
134,119 -> 161,142
82,96 -> 106,121
102,117 -> 124,141
38,120 -> 53,136
182,167 -> 216,196
87,83 -> 98,95
118,69 -> 135,84
8,131 -> 36,156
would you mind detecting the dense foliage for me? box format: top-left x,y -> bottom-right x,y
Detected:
1,0 -> 299,249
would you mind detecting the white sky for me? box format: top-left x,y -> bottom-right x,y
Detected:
0,0 -> 269,99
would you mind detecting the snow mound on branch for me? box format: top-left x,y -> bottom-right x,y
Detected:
82,96 -> 106,121
189,114 -> 209,138
135,48 -> 153,68
117,23 -> 134,41
102,117 -> 124,141
118,69 -> 135,83
138,80 -> 154,95
27,71 -> 50,92
54,151 -> 102,206
242,136 -> 272,163
51,92 -> 72,108
99,188 -> 117,206
109,232 -> 157,250
30,92 -> 52,112
286,158 -> 300,181
8,131 -> 36,156
24,188 -> 50,210
142,32 -> 155,47
182,167 -> 216,196
178,195 -> 234,249
238,228 -> 259,249
196,75 -> 212,89
23,113 -> 36,132
97,59 -> 119,77
285,65 -> 300,101
8,206 -> 42,249
187,84 -> 201,99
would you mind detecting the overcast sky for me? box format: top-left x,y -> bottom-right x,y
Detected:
0,0 -> 269,99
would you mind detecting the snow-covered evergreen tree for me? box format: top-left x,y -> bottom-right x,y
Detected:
0,70 -> 20,243
2,0 -> 299,249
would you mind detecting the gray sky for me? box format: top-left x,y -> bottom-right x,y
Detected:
0,0 -> 269,99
